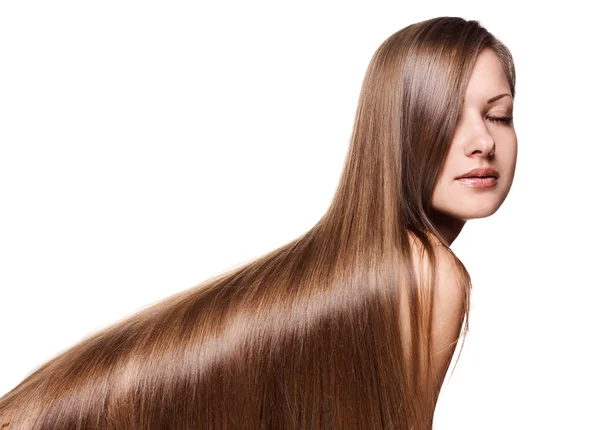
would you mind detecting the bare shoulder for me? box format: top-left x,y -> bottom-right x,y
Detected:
409,231 -> 465,332
404,231 -> 467,392
407,231 -> 463,293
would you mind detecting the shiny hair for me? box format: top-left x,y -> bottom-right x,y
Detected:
0,16 -> 515,429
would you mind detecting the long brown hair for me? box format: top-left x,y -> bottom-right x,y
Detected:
0,16 -> 516,429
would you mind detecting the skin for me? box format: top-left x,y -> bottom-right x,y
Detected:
431,47 -> 518,246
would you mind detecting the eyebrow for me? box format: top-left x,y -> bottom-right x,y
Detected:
487,93 -> 512,104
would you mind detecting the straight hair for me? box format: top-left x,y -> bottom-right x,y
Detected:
0,16 -> 516,429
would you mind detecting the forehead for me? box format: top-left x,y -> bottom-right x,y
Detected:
464,48 -> 511,103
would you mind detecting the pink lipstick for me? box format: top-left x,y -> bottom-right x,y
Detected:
456,176 -> 498,188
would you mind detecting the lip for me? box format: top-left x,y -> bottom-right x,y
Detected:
456,176 -> 499,188
455,166 -> 500,180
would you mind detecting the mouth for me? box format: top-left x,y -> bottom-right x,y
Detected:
456,166 -> 500,180
455,176 -> 499,188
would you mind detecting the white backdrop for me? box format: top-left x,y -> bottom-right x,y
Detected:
1,1 -> 598,428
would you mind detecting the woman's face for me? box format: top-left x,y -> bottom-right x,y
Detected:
431,47 -> 517,222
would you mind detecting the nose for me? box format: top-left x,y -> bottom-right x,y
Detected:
464,127 -> 495,158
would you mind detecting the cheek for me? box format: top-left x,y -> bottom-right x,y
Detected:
497,141 -> 518,172
496,132 -> 517,157
431,178 -> 451,206
438,163 -> 457,187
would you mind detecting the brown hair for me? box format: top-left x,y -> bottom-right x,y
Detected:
0,16 -> 515,429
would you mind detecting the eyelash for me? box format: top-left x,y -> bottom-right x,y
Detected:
487,116 -> 513,125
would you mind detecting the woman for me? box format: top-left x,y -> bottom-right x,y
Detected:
0,16 -> 517,429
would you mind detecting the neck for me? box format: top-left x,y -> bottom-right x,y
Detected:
430,209 -> 465,247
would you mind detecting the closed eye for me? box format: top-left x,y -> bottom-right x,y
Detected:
488,116 -> 513,125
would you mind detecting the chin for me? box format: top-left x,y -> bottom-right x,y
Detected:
436,200 -> 502,221
458,204 -> 501,220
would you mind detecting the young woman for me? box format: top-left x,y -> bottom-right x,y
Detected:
0,16 -> 517,429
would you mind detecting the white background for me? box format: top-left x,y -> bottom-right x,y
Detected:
1,1 -> 598,429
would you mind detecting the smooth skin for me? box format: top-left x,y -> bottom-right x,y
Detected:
406,48 -> 518,405
431,47 -> 518,246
